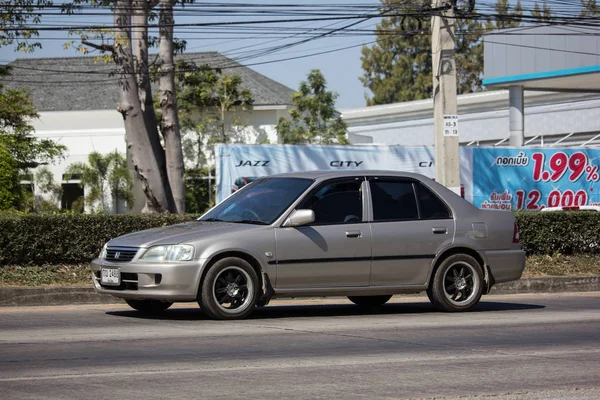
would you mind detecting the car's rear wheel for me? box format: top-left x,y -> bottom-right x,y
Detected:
428,254 -> 483,312
125,299 -> 173,314
199,257 -> 259,320
347,295 -> 392,307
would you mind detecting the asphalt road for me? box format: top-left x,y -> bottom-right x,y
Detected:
1,293 -> 599,400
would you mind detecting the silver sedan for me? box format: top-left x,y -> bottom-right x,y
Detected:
91,171 -> 525,320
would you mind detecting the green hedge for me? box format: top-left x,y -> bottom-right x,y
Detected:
0,212 -> 599,266
515,211 -> 600,256
0,214 -> 200,266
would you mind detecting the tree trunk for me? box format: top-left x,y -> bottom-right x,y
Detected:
132,0 -> 175,213
113,0 -> 170,213
158,0 -> 185,214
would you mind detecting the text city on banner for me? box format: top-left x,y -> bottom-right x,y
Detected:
472,148 -> 600,210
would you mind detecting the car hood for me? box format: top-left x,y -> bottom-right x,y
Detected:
107,221 -> 265,248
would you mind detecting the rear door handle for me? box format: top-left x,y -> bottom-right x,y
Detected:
346,230 -> 362,238
432,227 -> 447,234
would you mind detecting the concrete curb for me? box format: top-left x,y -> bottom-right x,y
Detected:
0,276 -> 598,307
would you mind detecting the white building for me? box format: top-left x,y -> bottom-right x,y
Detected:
5,52 -> 295,212
343,90 -> 600,148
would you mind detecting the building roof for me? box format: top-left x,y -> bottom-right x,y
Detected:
3,52 -> 295,112
342,90 -> 600,124
483,24 -> 600,91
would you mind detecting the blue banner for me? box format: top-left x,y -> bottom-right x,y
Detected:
473,147 -> 600,210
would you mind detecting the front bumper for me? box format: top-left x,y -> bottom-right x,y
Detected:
483,249 -> 526,284
90,258 -> 206,301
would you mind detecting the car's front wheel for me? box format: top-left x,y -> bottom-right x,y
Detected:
428,254 -> 483,312
125,299 -> 173,314
199,257 -> 259,320
347,295 -> 392,307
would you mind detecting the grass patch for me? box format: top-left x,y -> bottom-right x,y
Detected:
0,264 -> 91,287
0,255 -> 598,286
523,254 -> 600,277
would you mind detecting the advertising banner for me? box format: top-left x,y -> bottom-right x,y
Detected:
215,144 -> 474,203
472,147 -> 600,210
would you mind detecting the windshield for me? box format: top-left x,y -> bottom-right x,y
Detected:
201,177 -> 313,225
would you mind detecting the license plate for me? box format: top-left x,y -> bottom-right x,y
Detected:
101,268 -> 120,285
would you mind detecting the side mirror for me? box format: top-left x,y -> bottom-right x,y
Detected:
283,209 -> 315,227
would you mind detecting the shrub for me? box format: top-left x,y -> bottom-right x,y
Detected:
0,213 -> 201,266
515,211 -> 600,256
1,211 -> 599,267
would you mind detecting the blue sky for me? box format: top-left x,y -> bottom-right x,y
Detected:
0,1 -> 382,110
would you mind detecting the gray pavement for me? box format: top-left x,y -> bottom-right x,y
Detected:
1,293 -> 599,399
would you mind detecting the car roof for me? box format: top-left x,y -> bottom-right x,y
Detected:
268,170 -> 430,181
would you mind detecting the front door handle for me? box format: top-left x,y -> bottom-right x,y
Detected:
346,230 -> 362,238
432,227 -> 447,234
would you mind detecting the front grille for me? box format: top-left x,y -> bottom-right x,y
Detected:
105,247 -> 138,262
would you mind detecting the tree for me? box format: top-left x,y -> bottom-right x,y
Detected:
33,167 -> 63,213
532,1 -> 552,22
66,151 -> 134,213
0,66 -> 65,211
489,0 -> 523,29
64,0 -> 187,214
360,0 -> 432,105
0,0 -> 52,53
361,1 -> 524,105
580,0 -> 599,16
167,61 -> 253,213
173,61 -> 253,165
276,69 -> 348,145
0,67 -> 66,169
0,141 -> 20,211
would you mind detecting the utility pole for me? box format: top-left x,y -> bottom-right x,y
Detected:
431,0 -> 461,195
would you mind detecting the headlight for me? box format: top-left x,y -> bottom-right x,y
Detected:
141,245 -> 195,261
99,243 -> 108,259
167,245 -> 195,261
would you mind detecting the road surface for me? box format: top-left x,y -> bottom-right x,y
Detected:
1,293 -> 599,399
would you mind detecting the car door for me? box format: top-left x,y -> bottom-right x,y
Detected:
274,177 -> 372,289
368,177 -> 455,286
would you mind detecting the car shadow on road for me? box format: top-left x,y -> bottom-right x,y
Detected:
105,300 -> 545,321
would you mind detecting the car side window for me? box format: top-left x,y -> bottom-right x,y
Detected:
369,180 -> 419,221
416,183 -> 452,219
298,179 -> 363,225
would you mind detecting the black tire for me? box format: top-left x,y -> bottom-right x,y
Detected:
199,257 -> 259,320
428,254 -> 484,312
347,295 -> 392,307
255,298 -> 269,308
125,299 -> 173,314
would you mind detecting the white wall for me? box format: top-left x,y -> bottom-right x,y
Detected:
30,110 -> 126,212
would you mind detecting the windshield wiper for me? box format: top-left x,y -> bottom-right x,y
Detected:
231,219 -> 269,225
202,218 -> 225,222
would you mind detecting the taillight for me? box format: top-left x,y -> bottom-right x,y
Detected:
513,222 -> 520,244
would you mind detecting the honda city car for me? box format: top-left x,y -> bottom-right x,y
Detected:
91,171 -> 525,320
